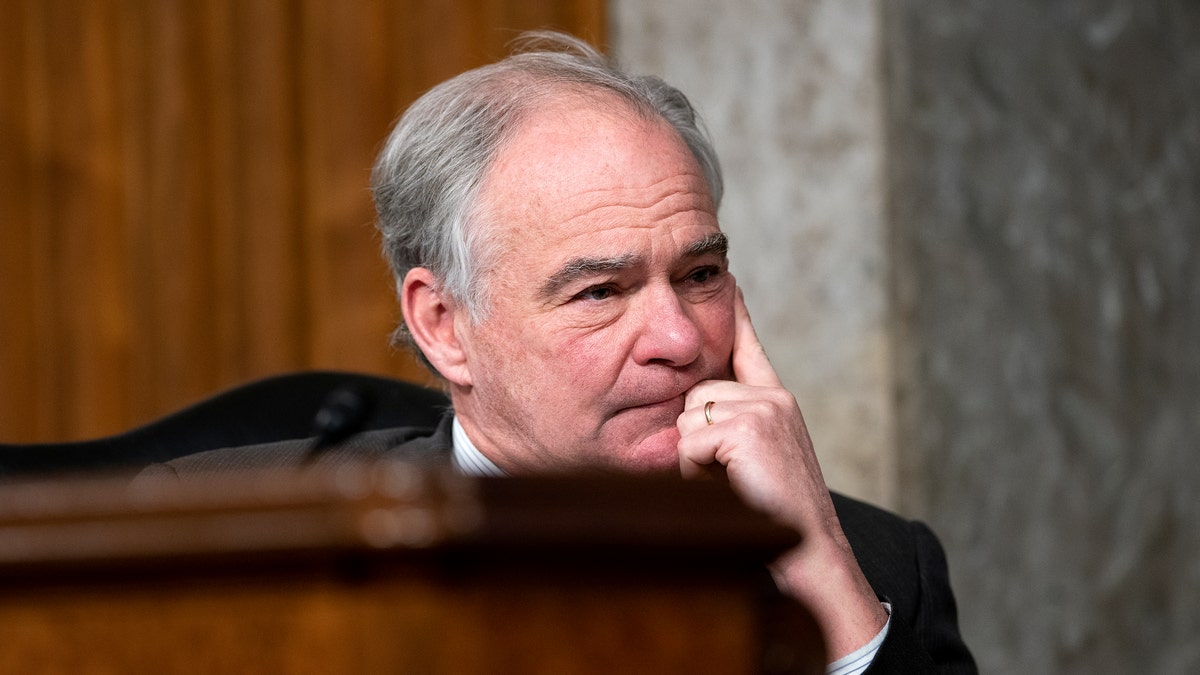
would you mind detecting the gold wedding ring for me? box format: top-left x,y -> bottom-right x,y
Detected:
703,400 -> 715,426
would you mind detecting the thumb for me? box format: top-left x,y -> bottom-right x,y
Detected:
732,288 -> 783,388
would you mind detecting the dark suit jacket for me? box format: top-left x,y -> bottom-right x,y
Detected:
146,414 -> 977,674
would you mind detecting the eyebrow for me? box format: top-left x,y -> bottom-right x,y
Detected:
537,232 -> 730,300
683,231 -> 729,259
539,253 -> 640,299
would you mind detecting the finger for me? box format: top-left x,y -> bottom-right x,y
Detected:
680,454 -> 720,480
676,398 -> 728,477
678,438 -> 714,479
680,382 -> 750,430
677,423 -> 723,478
732,287 -> 783,388
678,397 -> 720,435
680,451 -> 729,481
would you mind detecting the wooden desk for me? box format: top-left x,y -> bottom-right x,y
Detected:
0,463 -> 823,673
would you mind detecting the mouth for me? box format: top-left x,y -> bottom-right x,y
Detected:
611,391 -> 688,421
609,368 -> 719,420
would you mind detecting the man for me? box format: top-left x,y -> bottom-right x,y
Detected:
377,32 -> 974,673
158,32 -> 975,673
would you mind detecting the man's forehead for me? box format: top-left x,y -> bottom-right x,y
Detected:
483,101 -> 702,204
481,141 -> 715,232
472,95 -> 720,282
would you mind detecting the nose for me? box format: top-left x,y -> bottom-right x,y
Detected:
630,284 -> 704,367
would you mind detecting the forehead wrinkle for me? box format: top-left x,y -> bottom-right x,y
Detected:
557,176 -> 710,225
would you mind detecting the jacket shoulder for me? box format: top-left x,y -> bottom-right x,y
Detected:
142,419 -> 450,478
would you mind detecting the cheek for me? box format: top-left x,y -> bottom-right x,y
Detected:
464,315 -> 540,391
476,317 -> 618,404
556,331 -> 629,390
696,297 -> 737,359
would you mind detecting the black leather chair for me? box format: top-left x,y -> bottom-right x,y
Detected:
0,371 -> 449,478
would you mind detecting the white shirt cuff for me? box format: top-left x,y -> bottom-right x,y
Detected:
825,602 -> 892,675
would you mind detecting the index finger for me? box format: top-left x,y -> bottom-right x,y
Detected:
732,287 -> 783,388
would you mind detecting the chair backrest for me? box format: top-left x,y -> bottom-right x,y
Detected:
0,371 -> 449,478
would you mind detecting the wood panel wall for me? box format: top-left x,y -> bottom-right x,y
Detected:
0,1 -> 604,442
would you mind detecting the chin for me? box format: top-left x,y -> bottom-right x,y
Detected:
612,426 -> 681,475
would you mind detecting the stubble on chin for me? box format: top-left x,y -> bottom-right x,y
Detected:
605,424 -> 682,475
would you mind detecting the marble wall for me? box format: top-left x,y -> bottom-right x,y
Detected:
614,0 -> 1200,672
885,1 -> 1200,672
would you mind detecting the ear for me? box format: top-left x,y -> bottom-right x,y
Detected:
401,268 -> 473,386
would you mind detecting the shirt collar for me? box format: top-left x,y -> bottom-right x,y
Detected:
451,416 -> 507,477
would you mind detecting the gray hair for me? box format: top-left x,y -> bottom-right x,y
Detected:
370,31 -> 723,351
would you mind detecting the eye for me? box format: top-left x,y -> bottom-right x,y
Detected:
687,265 -> 722,284
574,284 -> 616,302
